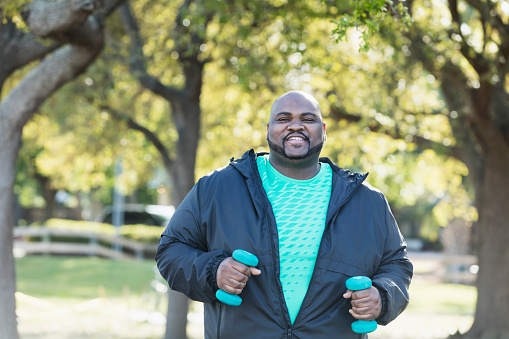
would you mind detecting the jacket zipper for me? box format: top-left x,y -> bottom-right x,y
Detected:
248,153 -> 293,329
247,152 -> 367,334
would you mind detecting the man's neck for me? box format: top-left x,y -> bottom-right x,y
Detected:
268,154 -> 321,180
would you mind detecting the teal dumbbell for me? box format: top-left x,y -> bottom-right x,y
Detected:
346,276 -> 378,334
215,249 -> 259,306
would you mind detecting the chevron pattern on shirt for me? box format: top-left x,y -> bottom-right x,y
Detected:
257,155 -> 332,323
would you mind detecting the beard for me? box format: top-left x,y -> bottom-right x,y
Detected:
267,135 -> 324,160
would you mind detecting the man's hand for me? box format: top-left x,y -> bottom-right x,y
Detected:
343,286 -> 382,321
217,257 -> 261,294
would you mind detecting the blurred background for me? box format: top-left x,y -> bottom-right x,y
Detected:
2,0 -> 508,338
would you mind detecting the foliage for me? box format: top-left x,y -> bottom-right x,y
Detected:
329,0 -> 411,51
1,1 -> 29,22
196,6 -> 472,243
8,0 -> 474,244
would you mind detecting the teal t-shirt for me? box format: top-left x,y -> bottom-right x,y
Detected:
256,155 -> 332,323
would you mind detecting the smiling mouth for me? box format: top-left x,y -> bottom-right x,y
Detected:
285,133 -> 308,142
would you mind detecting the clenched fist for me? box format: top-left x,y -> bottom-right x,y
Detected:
216,257 -> 261,295
343,286 -> 382,321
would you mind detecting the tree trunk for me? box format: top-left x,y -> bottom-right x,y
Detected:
119,3 -> 204,336
461,149 -> 509,339
170,100 -> 201,207
402,8 -> 509,334
0,128 -> 21,339
163,98 -> 201,339
34,172 -> 58,221
164,290 -> 191,339
0,44 -> 103,338
0,0 -> 115,335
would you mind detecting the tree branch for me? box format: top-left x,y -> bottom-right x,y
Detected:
328,104 -> 463,161
328,104 -> 361,123
0,19 -> 62,85
465,0 -> 509,44
0,0 -> 128,129
102,105 -> 175,172
119,2 -> 183,103
22,0 -> 104,39
102,0 -> 126,17
447,0 -> 490,76
165,0 -> 210,99
448,0 -> 460,25
0,16 -> 104,130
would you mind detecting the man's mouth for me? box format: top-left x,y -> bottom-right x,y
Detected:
285,133 -> 308,141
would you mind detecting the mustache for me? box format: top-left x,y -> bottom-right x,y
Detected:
284,131 -> 308,140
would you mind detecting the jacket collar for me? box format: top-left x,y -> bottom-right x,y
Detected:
229,149 -> 368,224
229,149 -> 263,178
319,156 -> 368,224
230,149 -> 368,189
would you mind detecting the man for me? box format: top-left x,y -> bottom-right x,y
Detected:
156,91 -> 413,338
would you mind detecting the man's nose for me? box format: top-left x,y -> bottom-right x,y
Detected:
287,121 -> 305,130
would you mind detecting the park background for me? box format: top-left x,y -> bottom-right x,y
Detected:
1,0 -> 508,338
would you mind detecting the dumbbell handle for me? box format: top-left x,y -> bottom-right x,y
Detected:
345,276 -> 378,334
215,249 -> 259,306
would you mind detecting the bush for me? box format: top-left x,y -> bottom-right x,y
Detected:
30,219 -> 163,244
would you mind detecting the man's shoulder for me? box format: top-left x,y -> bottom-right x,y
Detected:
359,181 -> 383,194
198,150 -> 254,185
321,157 -> 368,186
353,181 -> 388,209
320,156 -> 385,200
200,163 -> 240,182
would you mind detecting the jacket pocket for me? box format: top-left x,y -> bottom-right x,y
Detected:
317,258 -> 367,277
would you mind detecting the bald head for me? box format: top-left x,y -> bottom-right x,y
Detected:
266,91 -> 326,174
270,91 -> 322,120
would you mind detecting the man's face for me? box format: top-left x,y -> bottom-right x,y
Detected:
266,93 -> 326,161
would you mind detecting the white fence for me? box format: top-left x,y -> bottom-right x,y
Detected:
13,227 -> 158,260
408,251 -> 478,285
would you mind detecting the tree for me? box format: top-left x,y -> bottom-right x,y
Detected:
5,1 -> 491,338
328,0 -> 509,337
0,0 -> 123,337
405,1 -> 509,337
106,2 -> 467,337
106,1 -> 329,337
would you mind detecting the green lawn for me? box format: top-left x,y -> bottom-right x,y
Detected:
14,255 -> 478,339
407,279 -> 477,316
16,256 -> 157,299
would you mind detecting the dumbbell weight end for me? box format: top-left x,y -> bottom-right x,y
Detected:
216,289 -> 242,306
346,276 -> 378,334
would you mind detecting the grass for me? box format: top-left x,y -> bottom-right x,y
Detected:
407,279 -> 476,316
16,256 -> 156,299
14,255 -> 478,339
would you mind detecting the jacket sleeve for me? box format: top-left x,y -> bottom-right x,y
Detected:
155,180 -> 229,303
372,194 -> 413,326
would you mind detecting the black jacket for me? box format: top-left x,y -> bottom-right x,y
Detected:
156,150 -> 413,338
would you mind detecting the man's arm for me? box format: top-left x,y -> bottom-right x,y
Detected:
371,194 -> 413,325
155,181 -> 229,303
